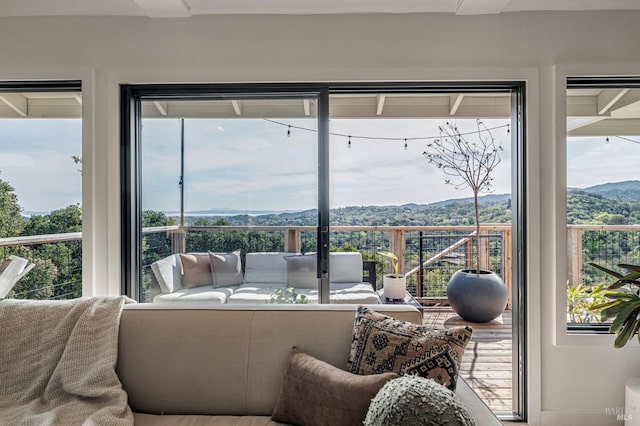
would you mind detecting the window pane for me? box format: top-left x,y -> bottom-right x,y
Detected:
566,83 -> 640,325
0,90 -> 82,299
140,98 -> 318,304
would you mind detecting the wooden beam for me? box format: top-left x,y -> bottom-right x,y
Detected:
153,101 -> 167,116
231,100 -> 242,116
566,116 -> 606,132
376,95 -> 386,116
0,93 -> 27,117
303,99 -> 310,116
73,94 -> 82,105
597,88 -> 629,115
607,89 -> 640,117
450,94 -> 464,116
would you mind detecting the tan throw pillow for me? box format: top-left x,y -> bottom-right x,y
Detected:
284,254 -> 317,289
347,306 -> 472,391
179,253 -> 212,289
208,250 -> 243,288
272,347 -> 397,426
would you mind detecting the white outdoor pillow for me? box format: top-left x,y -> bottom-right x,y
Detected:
150,254 -> 182,293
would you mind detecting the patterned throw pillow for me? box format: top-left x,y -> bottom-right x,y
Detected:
347,306 -> 472,391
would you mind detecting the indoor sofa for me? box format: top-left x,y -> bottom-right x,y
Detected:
149,251 -> 381,305
117,304 -> 502,425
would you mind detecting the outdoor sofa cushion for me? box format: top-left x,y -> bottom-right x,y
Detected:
209,250 -> 244,287
244,252 -> 295,284
153,286 -> 238,304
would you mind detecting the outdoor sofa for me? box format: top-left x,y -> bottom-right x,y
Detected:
150,251 -> 381,305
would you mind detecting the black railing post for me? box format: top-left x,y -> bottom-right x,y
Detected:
419,231 -> 424,298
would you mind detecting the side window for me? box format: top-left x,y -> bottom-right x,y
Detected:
566,78 -> 640,327
0,83 -> 82,299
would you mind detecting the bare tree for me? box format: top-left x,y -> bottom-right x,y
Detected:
423,120 -> 503,274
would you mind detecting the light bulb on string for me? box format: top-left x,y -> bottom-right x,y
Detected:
348,135 -> 351,149
286,126 -> 291,138
404,139 -> 408,150
507,124 -> 510,134
606,137 -> 610,144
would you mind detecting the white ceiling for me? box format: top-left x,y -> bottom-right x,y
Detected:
0,0 -> 639,18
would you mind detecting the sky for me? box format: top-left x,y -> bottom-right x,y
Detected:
1,115 -> 638,214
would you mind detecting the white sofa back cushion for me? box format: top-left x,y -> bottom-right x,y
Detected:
150,254 -> 182,294
330,252 -> 363,283
284,254 -> 317,289
244,252 -> 296,284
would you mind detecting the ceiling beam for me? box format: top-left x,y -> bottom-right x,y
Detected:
376,95 -> 386,116
607,90 -> 640,117
73,94 -> 82,105
455,0 -> 511,15
567,117 -> 607,132
450,94 -> 464,116
597,88 -> 629,115
153,101 -> 168,116
231,100 -> 242,116
133,0 -> 191,18
303,99 -> 310,116
0,93 -> 27,117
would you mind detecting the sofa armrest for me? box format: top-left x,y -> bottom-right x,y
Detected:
362,260 -> 377,290
456,377 -> 502,425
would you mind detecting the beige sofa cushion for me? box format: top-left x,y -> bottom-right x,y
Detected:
134,413 -> 288,425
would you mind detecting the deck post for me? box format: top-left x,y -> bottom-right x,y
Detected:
567,226 -> 582,287
171,227 -> 186,254
389,229 -> 406,274
285,228 -> 301,253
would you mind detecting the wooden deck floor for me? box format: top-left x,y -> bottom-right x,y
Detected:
422,307 -> 513,415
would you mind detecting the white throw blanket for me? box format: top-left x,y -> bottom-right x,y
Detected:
0,297 -> 135,426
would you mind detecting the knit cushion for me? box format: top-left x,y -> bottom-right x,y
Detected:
365,375 -> 476,426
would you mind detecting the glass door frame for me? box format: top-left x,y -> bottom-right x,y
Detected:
121,81 -> 526,421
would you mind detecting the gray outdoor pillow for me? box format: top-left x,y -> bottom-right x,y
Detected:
208,250 -> 243,288
284,254 -> 317,289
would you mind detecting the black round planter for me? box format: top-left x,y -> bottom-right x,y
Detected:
446,269 -> 507,323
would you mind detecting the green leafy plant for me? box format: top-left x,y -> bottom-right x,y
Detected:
378,251 -> 401,276
268,287 -> 308,304
567,281 -> 605,323
589,262 -> 640,348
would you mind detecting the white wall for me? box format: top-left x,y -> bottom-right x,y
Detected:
1,10 -> 640,425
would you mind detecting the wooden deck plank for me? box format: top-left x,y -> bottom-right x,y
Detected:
422,307 -> 513,414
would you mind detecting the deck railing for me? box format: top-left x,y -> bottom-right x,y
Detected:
5,223 -> 637,307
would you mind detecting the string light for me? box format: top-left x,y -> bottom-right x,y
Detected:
348,135 -> 351,149
404,139 -> 408,150
263,118 -> 511,147
606,137 -> 610,144
614,135 -> 640,145
507,124 -> 510,134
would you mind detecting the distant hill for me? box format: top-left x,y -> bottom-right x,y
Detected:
580,180 -> 640,201
175,180 -> 640,227
423,193 -> 511,208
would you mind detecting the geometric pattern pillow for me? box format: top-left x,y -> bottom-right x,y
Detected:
347,306 -> 472,391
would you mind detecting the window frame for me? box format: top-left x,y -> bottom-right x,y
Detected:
121,81 -> 527,421
565,76 -> 640,334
